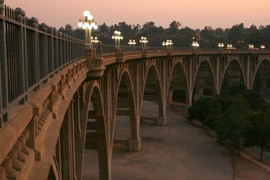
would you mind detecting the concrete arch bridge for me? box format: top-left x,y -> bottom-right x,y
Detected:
1,2 -> 270,179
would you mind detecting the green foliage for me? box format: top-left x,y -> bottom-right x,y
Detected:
213,97 -> 251,151
188,85 -> 270,155
245,109 -> 270,160
224,85 -> 265,110
188,96 -> 223,128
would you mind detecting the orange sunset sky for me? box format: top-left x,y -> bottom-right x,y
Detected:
5,0 -> 270,29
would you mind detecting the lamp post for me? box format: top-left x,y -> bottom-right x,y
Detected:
128,39 -> 136,46
218,43 -> 224,49
140,36 -> 148,48
112,30 -> 123,47
191,41 -> 200,48
226,44 -> 233,48
248,44 -> 254,49
162,40 -> 173,49
78,10 -> 98,48
260,45 -> 266,50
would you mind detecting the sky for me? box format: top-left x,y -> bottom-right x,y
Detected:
4,0 -> 270,29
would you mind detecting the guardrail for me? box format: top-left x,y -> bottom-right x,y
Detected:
0,3 -> 85,126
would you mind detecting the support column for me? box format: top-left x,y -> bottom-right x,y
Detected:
166,86 -> 173,109
128,112 -> 141,152
60,105 -> 73,180
70,100 -> 77,180
157,100 -> 167,126
246,55 -> 252,90
188,57 -> 193,106
157,116 -> 167,126
157,59 -> 168,126
74,92 -> 81,139
215,56 -> 221,95
128,138 -> 141,152
128,66 -> 141,152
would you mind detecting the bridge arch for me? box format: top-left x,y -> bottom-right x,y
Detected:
251,58 -> 270,89
81,81 -> 110,180
141,64 -> 164,125
192,60 -> 216,101
220,59 -> 246,93
167,61 -> 189,106
251,58 -> 270,98
113,70 -> 140,151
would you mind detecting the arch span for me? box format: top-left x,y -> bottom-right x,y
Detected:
81,81 -> 110,180
192,60 -> 216,101
251,58 -> 270,89
141,64 -> 165,125
220,59 -> 246,94
167,61 -> 189,106
251,59 -> 270,99
112,70 -> 140,152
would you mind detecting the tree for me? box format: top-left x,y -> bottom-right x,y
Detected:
59,24 -> 74,36
214,96 -> 251,152
169,21 -> 181,33
246,106 -> 270,161
228,23 -> 245,48
200,26 -> 216,47
188,96 -> 224,128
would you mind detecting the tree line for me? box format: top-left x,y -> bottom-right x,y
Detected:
59,21 -> 270,48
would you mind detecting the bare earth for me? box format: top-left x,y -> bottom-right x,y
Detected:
83,101 -> 270,180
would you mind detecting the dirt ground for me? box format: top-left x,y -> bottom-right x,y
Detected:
83,101 -> 270,180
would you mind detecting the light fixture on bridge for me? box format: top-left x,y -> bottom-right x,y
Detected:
191,41 -> 200,48
78,10 -> 98,48
226,44 -> 236,51
162,40 -> 173,49
260,45 -> 266,49
226,44 -> 233,48
248,44 -> 255,49
91,36 -> 99,44
112,30 -> 123,47
128,39 -> 136,46
218,43 -> 224,49
140,36 -> 148,48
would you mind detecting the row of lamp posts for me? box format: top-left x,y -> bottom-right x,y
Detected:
78,10 -> 266,53
77,10 -> 173,50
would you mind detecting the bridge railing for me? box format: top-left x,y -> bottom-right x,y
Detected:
0,3 -> 85,126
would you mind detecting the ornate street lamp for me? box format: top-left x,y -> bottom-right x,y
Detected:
78,10 -> 98,48
218,43 -> 224,49
140,36 -> 148,48
128,39 -> 136,46
226,44 -> 233,48
162,40 -> 173,49
112,30 -> 123,47
248,44 -> 255,49
191,41 -> 200,48
260,45 -> 266,49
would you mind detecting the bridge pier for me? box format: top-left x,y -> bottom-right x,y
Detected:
128,138 -> 141,152
157,116 -> 167,126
